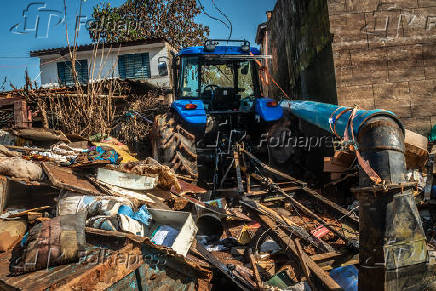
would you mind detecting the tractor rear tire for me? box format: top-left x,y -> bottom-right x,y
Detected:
152,112 -> 198,178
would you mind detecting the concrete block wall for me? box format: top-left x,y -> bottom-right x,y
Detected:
329,0 -> 436,135
260,0 -> 436,135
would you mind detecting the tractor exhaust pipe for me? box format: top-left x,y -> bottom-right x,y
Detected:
281,100 -> 431,290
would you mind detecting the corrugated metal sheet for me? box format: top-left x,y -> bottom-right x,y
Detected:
118,53 -> 151,80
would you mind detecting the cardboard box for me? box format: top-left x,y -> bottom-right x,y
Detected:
147,208 -> 198,257
404,129 -> 429,169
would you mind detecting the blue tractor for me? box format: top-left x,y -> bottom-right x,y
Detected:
152,40 -> 285,186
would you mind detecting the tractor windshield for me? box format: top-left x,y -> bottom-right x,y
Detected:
179,56 -> 260,102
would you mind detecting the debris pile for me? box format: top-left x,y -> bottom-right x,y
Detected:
0,114 -> 433,290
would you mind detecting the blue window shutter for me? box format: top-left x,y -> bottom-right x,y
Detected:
118,53 -> 150,79
57,60 -> 88,86
57,62 -> 66,84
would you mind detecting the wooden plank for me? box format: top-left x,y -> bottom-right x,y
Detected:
0,175 -> 8,213
334,151 -> 355,166
42,162 -> 102,196
256,214 -> 342,290
13,100 -> 30,128
310,252 -> 344,262
295,238 -> 313,288
0,96 -> 24,107
248,251 -> 263,289
324,157 -> 348,173
7,206 -> 50,218
247,186 -> 301,196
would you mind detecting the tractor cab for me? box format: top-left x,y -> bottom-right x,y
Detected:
170,40 -> 283,127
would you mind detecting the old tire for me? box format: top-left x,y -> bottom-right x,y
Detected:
152,112 -> 198,178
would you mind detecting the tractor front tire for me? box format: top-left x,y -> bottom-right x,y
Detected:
152,112 -> 198,178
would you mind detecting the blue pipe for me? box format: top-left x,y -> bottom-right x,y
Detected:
280,100 -> 402,138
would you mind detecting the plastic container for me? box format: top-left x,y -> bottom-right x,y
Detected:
329,265 -> 358,291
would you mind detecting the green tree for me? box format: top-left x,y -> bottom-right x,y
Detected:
89,0 -> 209,48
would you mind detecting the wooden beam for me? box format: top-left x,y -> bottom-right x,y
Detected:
248,250 -> 263,289
0,175 -> 8,213
0,97 -> 24,107
14,100 -> 30,128
256,214 -> 342,290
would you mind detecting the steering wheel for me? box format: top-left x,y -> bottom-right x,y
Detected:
203,84 -> 220,93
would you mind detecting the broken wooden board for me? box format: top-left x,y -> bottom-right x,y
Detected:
333,151 -> 355,167
323,157 -> 349,173
255,214 -> 342,290
7,206 -> 50,218
0,175 -> 7,213
404,129 -> 429,169
42,162 -> 101,196
0,240 -> 209,291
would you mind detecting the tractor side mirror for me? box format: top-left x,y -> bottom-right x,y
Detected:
158,57 -> 169,77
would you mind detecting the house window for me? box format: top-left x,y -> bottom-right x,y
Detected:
118,53 -> 151,79
57,60 -> 89,85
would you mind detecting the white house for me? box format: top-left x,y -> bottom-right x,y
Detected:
30,38 -> 173,88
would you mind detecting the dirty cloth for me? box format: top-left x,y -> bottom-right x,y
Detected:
0,220 -> 27,251
57,192 -> 134,217
108,157 -> 180,191
70,146 -> 121,166
87,205 -> 152,237
33,143 -> 86,164
9,213 -> 86,275
93,136 -> 137,163
0,157 -> 43,180
118,205 -> 152,226
87,214 -> 146,237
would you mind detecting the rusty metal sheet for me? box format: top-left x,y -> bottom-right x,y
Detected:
171,179 -> 208,195
42,162 -> 101,196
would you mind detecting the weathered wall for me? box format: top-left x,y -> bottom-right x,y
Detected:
261,0 -> 436,135
264,0 -> 338,104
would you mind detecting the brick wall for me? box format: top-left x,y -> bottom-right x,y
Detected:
259,0 -> 436,135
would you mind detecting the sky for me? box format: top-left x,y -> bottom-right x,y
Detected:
0,0 -> 276,91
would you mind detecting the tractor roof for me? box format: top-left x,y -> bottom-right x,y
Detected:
179,46 -> 261,56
